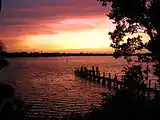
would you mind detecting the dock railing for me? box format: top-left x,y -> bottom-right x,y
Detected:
75,66 -> 160,101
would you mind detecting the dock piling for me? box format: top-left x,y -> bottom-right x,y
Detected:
74,66 -> 160,100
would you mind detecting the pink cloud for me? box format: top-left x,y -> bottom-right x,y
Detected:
0,0 -> 112,52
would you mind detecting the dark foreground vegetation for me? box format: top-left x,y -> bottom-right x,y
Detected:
63,89 -> 160,120
0,83 -> 31,120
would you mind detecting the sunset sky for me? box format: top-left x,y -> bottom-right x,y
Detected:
0,0 -> 125,53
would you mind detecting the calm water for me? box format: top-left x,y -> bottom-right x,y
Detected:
0,56 -> 129,118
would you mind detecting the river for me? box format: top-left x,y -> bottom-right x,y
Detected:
0,56 -> 137,118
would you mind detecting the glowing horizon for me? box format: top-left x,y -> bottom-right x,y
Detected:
0,0 -> 117,53
23,25 -> 113,52
0,0 -> 149,53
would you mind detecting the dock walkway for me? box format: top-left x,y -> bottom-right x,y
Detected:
74,66 -> 160,100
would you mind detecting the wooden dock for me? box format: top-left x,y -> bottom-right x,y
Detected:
74,66 -> 160,100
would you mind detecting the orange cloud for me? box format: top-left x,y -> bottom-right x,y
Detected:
0,0 -> 113,52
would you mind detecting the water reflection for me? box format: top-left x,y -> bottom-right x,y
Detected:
0,56 -> 126,118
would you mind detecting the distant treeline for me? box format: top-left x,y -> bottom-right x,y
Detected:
0,52 -> 152,58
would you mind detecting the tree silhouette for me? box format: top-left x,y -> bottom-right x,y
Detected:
0,41 -> 9,70
98,0 -> 160,86
0,41 -> 5,52
89,2 -> 160,120
98,0 -> 160,59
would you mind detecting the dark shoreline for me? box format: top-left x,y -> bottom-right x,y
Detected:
1,52 -> 152,58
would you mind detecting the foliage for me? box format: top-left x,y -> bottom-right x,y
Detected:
0,84 -> 31,120
97,0 -> 160,58
0,41 -> 9,70
0,41 -> 5,52
62,89 -> 160,120
97,0 -> 160,88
